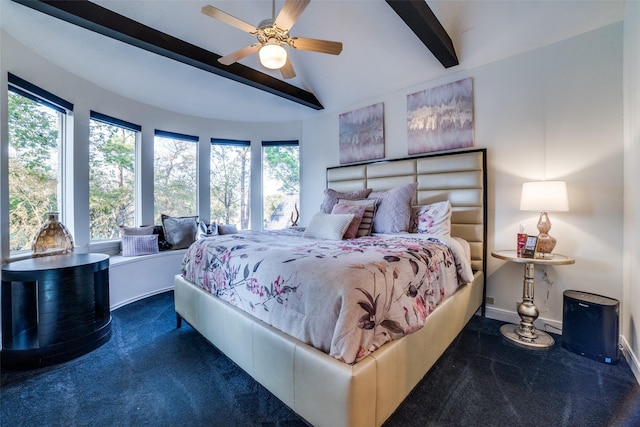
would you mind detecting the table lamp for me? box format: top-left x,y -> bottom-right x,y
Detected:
520,181 -> 569,256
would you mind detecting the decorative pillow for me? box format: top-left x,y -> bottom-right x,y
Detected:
416,201 -> 452,236
303,212 -> 354,240
320,188 -> 372,214
209,222 -> 218,235
409,206 -> 421,233
453,236 -> 471,265
119,225 -> 154,236
161,214 -> 198,249
197,221 -> 218,239
121,235 -> 159,257
368,182 -> 418,233
331,203 -> 366,239
217,224 -> 238,235
337,198 -> 377,237
149,225 -> 170,251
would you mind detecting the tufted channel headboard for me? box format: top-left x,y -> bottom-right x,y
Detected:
326,148 -> 487,276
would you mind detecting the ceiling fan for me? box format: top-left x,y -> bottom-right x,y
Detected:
201,0 -> 343,79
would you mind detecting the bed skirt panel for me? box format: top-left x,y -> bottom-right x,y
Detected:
174,271 -> 484,427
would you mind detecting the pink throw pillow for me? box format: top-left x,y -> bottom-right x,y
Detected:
331,204 -> 366,239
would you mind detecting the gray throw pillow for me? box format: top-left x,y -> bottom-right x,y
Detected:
217,224 -> 238,235
320,188 -> 372,214
368,182 -> 418,233
161,214 -> 198,249
119,225 -> 155,236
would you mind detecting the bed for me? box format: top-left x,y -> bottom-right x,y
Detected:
174,148 -> 487,426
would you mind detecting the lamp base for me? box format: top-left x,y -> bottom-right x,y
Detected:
536,233 -> 556,254
536,211 -> 556,254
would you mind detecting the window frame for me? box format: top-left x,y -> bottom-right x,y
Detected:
88,111 -> 141,242
7,74 -> 73,257
261,140 -> 300,230
153,129 -> 199,223
210,138 -> 252,230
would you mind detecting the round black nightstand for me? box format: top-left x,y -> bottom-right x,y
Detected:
1,253 -> 111,368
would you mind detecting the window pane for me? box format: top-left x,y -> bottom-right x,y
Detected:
89,119 -> 136,239
154,135 -> 197,222
210,144 -> 251,230
263,144 -> 299,230
8,91 -> 62,252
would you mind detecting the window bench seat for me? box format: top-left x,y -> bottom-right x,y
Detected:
108,249 -> 187,310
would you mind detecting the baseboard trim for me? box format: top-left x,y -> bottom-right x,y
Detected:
484,306 -> 562,334
110,286 -> 174,311
620,336 -> 640,385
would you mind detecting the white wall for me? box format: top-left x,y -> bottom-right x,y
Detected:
302,23 -> 624,338
0,31 -> 302,259
623,2 -> 640,382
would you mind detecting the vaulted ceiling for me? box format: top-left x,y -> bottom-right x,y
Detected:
1,0 -> 624,122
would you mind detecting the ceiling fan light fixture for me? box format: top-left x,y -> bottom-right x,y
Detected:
259,41 -> 287,69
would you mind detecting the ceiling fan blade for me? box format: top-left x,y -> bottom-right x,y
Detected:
201,5 -> 257,34
280,58 -> 296,79
292,37 -> 343,55
275,0 -> 310,30
218,44 -> 261,65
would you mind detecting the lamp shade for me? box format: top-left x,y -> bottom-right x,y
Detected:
259,41 -> 287,69
520,181 -> 569,212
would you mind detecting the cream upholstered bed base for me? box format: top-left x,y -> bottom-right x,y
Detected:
174,148 -> 487,426
174,271 -> 483,427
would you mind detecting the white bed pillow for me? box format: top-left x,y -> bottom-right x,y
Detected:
368,182 -> 417,233
416,200 -> 452,236
303,212 -> 354,240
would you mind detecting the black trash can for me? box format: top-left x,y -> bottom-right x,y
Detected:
562,290 -> 620,364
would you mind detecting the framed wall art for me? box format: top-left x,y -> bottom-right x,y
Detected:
339,103 -> 384,164
407,78 -> 474,155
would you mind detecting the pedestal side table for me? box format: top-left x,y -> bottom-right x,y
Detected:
491,250 -> 574,349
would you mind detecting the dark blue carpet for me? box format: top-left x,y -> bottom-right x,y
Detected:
2,291 -> 639,426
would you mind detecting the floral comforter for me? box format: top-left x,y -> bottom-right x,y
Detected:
181,229 -> 474,364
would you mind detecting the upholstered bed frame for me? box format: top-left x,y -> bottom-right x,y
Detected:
174,148 -> 487,426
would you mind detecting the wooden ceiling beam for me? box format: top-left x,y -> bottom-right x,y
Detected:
12,0 -> 324,110
386,0 -> 458,68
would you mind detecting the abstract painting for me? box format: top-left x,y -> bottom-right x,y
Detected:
339,103 -> 384,164
407,78 -> 473,154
